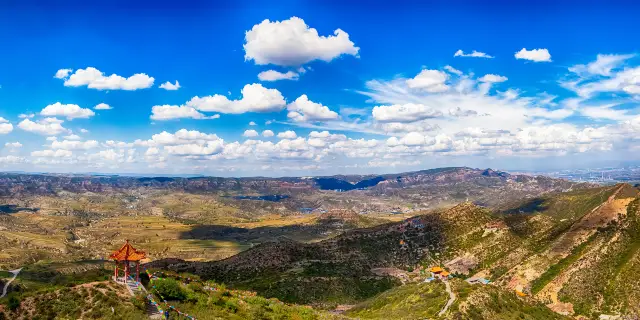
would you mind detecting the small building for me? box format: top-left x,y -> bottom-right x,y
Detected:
109,239 -> 146,283
430,266 -> 444,274
429,266 -> 451,280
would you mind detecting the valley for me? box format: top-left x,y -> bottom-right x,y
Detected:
1,167 -> 638,319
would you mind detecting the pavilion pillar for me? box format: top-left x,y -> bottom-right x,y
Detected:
136,261 -> 140,283
124,260 -> 130,281
114,262 -> 118,281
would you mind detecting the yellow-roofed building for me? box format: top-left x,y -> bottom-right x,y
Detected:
430,266 -> 444,273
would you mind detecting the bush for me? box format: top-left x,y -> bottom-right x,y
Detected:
131,293 -> 148,311
7,294 -> 21,311
153,278 -> 186,301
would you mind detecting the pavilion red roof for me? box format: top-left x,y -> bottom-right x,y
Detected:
109,240 -> 147,261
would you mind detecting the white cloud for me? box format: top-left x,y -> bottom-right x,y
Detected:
136,129 -> 223,147
562,54 -> 640,98
444,65 -> 463,76
287,95 -> 339,122
277,130 -> 297,139
244,16 -> 359,66
18,118 -> 68,135
406,69 -> 449,92
164,142 -> 224,156
54,69 -> 72,79
40,102 -> 95,120
243,129 -> 259,137
145,147 -> 160,156
159,80 -> 181,90
94,103 -> 113,110
478,74 -> 508,83
249,121 -> 257,126
454,50 -> 494,58
258,70 -> 300,81
18,113 -> 34,119
0,155 -> 24,164
372,103 -> 442,123
262,130 -> 275,137
80,128 -> 89,133
57,67 -> 154,90
63,134 -> 82,140
187,83 -> 286,114
51,140 -> 99,150
0,119 -> 12,134
515,48 -> 552,62
4,142 -> 22,148
569,54 -> 634,77
31,149 -> 73,158
150,105 -> 213,121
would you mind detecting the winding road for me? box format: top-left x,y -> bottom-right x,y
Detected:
438,280 -> 456,316
1,268 -> 22,298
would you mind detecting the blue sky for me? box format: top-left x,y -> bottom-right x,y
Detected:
1,0 -> 640,176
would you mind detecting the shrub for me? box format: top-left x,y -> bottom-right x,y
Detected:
7,294 -> 21,311
153,278 -> 186,301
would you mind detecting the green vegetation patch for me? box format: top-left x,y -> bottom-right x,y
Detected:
346,282 -> 447,319
531,233 -> 597,295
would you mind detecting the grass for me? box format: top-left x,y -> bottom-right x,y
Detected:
530,233 -> 597,295
0,281 -> 147,319
147,271 -> 343,320
346,282 -> 447,319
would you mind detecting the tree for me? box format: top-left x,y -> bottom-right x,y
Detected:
153,278 -> 186,301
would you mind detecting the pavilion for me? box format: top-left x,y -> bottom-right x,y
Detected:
109,239 -> 146,283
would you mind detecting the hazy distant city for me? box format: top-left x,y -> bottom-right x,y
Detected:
521,166 -> 640,184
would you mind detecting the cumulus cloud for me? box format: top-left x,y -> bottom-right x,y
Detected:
244,16 -> 359,66
150,105 -> 210,121
51,139 -> 99,150
187,84 -> 286,114
4,142 -> 22,148
40,102 -> 95,120
515,48 -> 552,62
249,121 -> 257,126
18,118 -> 68,135
243,129 -> 259,137
31,149 -> 73,158
277,130 -> 297,139
406,69 -> 449,92
56,67 -> 154,90
258,70 -> 300,81
454,50 -> 493,58
287,95 -> 339,122
54,69 -> 72,79
63,134 -> 82,140
0,118 -> 12,134
159,80 -> 181,90
478,74 -> 508,83
165,142 -> 224,156
94,103 -> 112,110
262,130 -> 275,137
18,113 -> 35,119
0,155 -> 25,164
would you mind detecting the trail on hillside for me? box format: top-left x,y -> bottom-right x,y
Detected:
1,268 -> 22,298
438,280 -> 455,316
